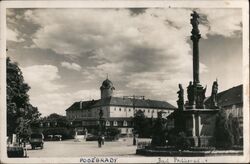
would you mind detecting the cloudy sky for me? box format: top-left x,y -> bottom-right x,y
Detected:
6,8 -> 242,116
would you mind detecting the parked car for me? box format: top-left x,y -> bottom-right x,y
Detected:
86,134 -> 98,141
29,133 -> 44,149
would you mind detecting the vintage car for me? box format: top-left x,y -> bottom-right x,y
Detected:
85,134 -> 99,141
29,133 -> 44,149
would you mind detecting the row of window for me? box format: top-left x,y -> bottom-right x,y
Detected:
78,120 -> 132,127
67,108 -> 173,119
113,107 -> 172,114
106,120 -> 132,127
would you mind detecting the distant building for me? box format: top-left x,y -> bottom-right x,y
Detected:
66,78 -> 176,136
205,84 -> 243,131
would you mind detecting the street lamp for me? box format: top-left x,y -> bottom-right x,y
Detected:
123,95 -> 145,145
98,109 -> 104,147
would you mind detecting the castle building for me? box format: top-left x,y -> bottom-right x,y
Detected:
66,78 -> 176,136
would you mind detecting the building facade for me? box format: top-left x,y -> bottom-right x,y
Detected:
66,78 -> 176,135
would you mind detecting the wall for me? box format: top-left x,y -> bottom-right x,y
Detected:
109,106 -> 174,118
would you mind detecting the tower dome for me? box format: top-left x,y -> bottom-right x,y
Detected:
101,79 -> 113,89
100,78 -> 115,99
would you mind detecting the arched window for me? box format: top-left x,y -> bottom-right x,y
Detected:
123,121 -> 127,126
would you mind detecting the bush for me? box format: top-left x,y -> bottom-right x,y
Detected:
7,146 -> 24,157
42,128 -> 74,140
166,130 -> 190,150
175,132 -> 191,150
214,110 -> 234,149
106,127 -> 121,140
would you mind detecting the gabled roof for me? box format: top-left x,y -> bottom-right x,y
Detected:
65,100 -> 98,111
205,84 -> 243,107
66,97 -> 176,111
88,97 -> 176,109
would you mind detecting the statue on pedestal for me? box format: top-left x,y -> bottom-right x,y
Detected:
210,80 -> 218,108
187,81 -> 194,106
177,84 -> 184,110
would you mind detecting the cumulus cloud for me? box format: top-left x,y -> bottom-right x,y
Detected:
7,28 -> 24,42
29,89 -> 100,116
22,65 -> 64,92
198,9 -> 242,38
61,61 -> 81,71
11,8 -> 242,115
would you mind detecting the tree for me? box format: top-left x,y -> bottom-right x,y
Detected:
42,113 -> 70,127
214,110 -> 234,149
151,113 -> 168,146
228,113 -> 241,145
7,57 -> 41,141
133,110 -> 152,138
38,113 -> 74,139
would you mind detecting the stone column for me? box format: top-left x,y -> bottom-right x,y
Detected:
195,115 -> 201,136
192,114 -> 196,136
195,115 -> 202,146
191,11 -> 201,85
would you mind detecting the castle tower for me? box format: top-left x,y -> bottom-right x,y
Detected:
100,78 -> 115,99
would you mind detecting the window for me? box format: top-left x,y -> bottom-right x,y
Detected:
114,121 -> 117,126
114,107 -> 116,111
152,110 -> 154,113
129,108 -> 131,112
123,121 -> 127,126
119,108 -> 121,111
148,109 -> 150,113
118,121 -> 123,126
106,121 -> 110,126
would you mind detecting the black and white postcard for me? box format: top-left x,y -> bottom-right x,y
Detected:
0,0 -> 249,163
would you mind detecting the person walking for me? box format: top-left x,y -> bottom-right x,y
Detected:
98,136 -> 102,148
101,135 -> 105,145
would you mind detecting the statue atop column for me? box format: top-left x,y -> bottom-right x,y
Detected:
191,11 -> 201,85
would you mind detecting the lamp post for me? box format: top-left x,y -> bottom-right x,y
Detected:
123,95 -> 145,145
98,109 -> 104,147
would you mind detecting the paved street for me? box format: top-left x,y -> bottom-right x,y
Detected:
26,138 -> 137,157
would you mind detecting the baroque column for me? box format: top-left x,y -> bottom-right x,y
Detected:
191,11 -> 201,85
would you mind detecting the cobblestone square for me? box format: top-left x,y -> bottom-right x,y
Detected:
26,138 -> 137,157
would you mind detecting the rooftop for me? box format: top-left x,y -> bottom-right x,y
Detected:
205,84 -> 243,107
66,97 -> 176,111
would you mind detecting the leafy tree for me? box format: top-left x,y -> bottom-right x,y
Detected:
151,112 -> 168,146
42,127 -> 74,140
133,110 -> 152,138
41,113 -> 70,127
7,57 -> 41,141
214,110 -> 234,149
36,113 -> 74,139
228,113 -> 241,145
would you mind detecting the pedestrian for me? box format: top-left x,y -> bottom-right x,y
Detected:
98,136 -> 102,148
101,135 -> 105,145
